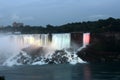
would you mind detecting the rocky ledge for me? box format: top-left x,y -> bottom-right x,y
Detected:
77,32 -> 120,63
3,46 -> 84,66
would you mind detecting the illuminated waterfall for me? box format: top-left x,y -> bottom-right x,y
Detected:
0,34 -> 71,55
0,33 -> 90,55
77,33 -> 90,52
40,34 -> 49,46
1,33 -> 90,66
83,33 -> 90,47
52,33 -> 71,50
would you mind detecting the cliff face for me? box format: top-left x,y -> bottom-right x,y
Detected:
77,32 -> 120,63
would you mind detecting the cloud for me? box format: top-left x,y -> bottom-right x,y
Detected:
0,0 -> 120,26
10,14 -> 34,21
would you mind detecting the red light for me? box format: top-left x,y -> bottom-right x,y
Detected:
83,33 -> 90,45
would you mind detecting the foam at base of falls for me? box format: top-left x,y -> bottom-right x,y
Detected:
3,48 -> 86,66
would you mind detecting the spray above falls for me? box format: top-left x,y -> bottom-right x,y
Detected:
0,33 -> 90,66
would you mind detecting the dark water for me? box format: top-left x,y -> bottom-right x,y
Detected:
0,63 -> 120,80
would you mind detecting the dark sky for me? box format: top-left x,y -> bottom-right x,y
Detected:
0,0 -> 120,26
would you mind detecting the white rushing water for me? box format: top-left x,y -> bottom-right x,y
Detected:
52,33 -> 71,50
0,33 -> 90,66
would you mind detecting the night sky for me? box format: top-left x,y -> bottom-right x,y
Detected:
0,0 -> 120,26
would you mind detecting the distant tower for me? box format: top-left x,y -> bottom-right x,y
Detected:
12,22 -> 24,27
12,22 -> 17,27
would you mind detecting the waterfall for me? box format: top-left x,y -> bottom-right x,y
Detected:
0,33 -> 88,51
0,34 -> 71,55
52,33 -> 71,50
83,33 -> 90,47
40,34 -> 49,46
0,33 -> 90,66
76,33 -> 90,53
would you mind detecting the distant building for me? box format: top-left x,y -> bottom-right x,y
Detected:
12,22 -> 24,27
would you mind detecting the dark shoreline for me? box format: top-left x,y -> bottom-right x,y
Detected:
77,32 -> 120,63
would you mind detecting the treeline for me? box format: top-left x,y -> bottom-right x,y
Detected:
0,17 -> 120,34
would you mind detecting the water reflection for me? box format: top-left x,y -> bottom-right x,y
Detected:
72,63 -> 120,80
83,65 -> 91,80
72,64 -> 91,80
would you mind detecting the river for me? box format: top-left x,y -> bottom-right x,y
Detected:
0,63 -> 120,80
